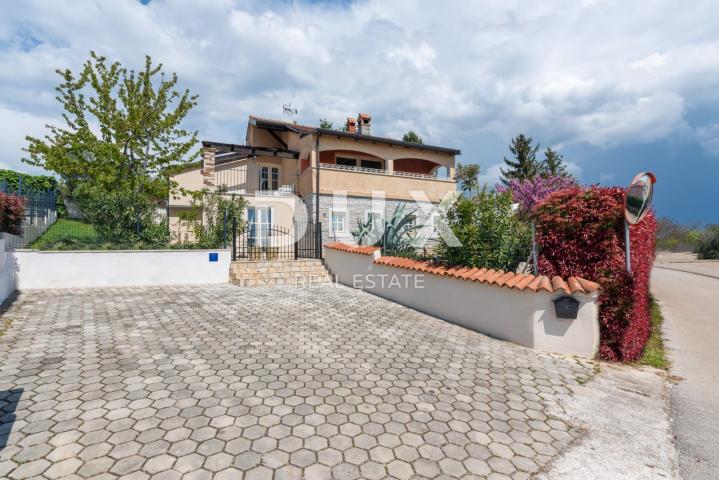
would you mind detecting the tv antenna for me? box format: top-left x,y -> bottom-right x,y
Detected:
282,103 -> 298,124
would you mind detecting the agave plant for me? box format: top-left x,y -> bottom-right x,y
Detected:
352,205 -> 421,254
352,215 -> 375,246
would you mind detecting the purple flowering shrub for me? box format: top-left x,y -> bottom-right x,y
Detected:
497,175 -> 577,213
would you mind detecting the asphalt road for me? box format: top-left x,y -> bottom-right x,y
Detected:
652,265 -> 719,479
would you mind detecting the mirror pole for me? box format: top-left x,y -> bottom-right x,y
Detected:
624,219 -> 632,274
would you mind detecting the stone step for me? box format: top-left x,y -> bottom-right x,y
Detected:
232,273 -> 334,281
231,263 -> 328,270
231,275 -> 334,287
232,266 -> 330,273
231,260 -> 325,267
229,259 -> 333,287
230,262 -> 327,272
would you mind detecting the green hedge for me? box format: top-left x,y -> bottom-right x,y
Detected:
0,169 -> 58,193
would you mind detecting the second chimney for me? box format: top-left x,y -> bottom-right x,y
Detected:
357,113 -> 372,135
346,117 -> 357,133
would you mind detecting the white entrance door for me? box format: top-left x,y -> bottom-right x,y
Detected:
248,206 -> 272,247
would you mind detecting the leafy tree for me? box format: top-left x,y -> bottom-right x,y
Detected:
402,130 -> 423,144
656,218 -> 702,252
178,187 -> 248,248
24,51 -> 198,246
455,163 -> 481,195
500,134 -> 541,185
695,225 -> 719,259
541,147 -> 570,178
319,118 -> 350,132
434,188 -> 531,271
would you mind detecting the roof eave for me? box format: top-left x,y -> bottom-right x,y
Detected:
315,128 -> 461,155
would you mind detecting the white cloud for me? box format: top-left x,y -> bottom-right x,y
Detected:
1,0 -> 719,174
477,163 -> 504,188
0,104 -> 59,173
696,123 -> 719,156
572,92 -> 687,146
565,161 -> 583,178
386,42 -> 437,72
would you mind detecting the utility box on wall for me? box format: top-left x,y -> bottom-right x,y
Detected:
553,296 -> 580,319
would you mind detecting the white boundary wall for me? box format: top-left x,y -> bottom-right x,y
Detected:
0,239 -> 16,303
324,247 -> 600,358
14,249 -> 231,289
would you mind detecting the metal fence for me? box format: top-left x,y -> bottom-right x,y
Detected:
232,220 -> 322,261
0,182 -> 58,250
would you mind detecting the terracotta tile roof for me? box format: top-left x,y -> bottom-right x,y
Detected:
374,256 -> 600,294
336,251 -> 601,294
249,115 -> 461,155
248,115 -> 316,134
325,242 -> 380,256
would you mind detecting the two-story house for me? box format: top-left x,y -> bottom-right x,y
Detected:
169,113 -> 460,257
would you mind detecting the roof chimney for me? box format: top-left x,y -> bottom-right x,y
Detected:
346,117 -> 357,134
357,113 -> 372,135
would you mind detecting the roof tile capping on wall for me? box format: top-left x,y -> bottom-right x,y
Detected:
324,242 -> 381,256
374,256 -> 600,294
324,242 -> 600,295
323,242 -> 602,358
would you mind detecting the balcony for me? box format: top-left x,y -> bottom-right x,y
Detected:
314,162 -> 456,202
216,159 -> 297,196
319,162 -> 453,181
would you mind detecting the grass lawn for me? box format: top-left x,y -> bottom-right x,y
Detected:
30,218 -> 101,250
638,295 -> 669,369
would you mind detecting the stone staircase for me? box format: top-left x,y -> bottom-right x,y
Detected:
230,259 -> 334,287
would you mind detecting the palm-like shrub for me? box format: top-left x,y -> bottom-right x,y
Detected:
352,205 -> 420,254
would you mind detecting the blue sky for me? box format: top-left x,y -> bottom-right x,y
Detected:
1,0 -> 718,223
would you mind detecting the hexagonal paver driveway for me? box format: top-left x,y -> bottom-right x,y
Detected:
0,283 -> 595,479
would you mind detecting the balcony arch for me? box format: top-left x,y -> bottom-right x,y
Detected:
392,158 -> 449,178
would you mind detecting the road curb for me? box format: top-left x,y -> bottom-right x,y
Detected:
654,265 -> 719,281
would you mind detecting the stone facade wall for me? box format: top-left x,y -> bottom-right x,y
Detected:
303,193 -> 439,245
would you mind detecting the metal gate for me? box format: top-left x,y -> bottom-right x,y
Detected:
232,220 -> 322,261
295,221 -> 322,259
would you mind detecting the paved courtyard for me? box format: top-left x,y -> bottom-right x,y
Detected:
0,283 -> 595,480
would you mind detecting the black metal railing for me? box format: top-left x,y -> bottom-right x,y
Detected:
295,221 -> 322,260
232,220 -> 322,261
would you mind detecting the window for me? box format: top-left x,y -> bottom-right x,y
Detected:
330,210 -> 347,234
271,168 -> 279,190
360,159 -> 382,170
259,166 -> 279,191
336,157 -> 357,167
431,212 -> 442,232
366,211 -> 384,232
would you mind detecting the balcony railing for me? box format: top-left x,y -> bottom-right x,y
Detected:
216,162 -> 297,196
319,162 -> 453,181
